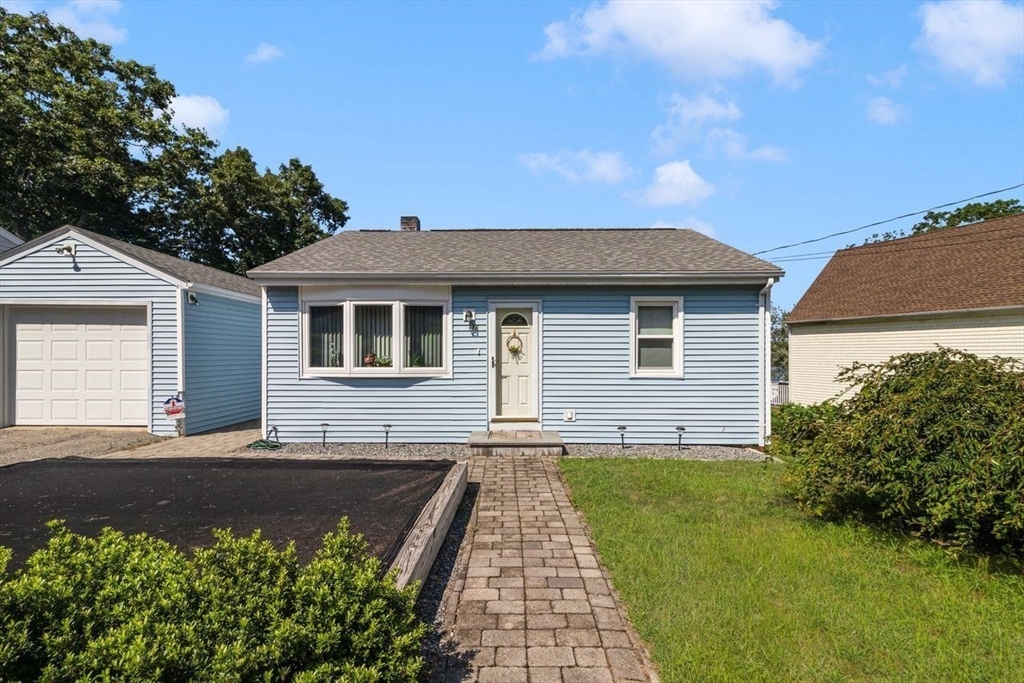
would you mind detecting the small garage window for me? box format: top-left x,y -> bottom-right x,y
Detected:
630,297 -> 683,377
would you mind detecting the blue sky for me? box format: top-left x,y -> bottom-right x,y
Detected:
5,0 -> 1024,307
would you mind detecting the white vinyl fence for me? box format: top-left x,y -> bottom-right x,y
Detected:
771,381 -> 790,405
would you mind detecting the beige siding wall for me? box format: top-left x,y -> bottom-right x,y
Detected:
789,309 -> 1024,405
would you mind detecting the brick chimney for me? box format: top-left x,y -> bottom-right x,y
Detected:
400,216 -> 421,231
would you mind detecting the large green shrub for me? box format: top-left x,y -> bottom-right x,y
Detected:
0,520 -> 425,681
768,402 -> 838,461
785,348 -> 1024,557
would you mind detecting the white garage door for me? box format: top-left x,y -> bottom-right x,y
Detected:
14,307 -> 149,426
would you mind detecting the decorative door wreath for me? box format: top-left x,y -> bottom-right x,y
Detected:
506,330 -> 524,355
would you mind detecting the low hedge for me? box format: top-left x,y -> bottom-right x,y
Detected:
0,520 -> 425,681
783,348 -> 1024,557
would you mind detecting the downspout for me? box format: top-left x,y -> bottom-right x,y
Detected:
176,287 -> 187,437
758,278 -> 776,447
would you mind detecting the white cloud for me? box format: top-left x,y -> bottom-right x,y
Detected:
650,92 -> 786,161
705,127 -> 787,161
651,218 -> 715,237
48,0 -> 127,43
639,161 -> 714,206
169,95 -> 230,137
867,64 -> 908,89
918,0 -> 1024,85
246,42 -> 284,64
535,0 -> 823,84
866,96 -> 909,125
650,92 -> 741,154
519,149 -> 632,184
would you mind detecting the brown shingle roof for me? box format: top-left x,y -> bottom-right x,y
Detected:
248,228 -> 783,279
787,214 -> 1024,324
2,225 -> 260,297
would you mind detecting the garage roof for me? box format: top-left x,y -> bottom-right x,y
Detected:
1,225 -> 260,297
788,214 -> 1024,323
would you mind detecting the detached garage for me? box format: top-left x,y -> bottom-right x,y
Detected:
0,225 -> 262,437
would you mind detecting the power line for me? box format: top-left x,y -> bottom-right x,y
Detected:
771,221 -> 1024,261
752,183 -> 1024,256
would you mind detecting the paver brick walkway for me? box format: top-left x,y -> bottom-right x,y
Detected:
104,420 -> 261,458
447,454 -> 658,682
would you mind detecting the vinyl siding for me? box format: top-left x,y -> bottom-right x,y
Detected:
789,309 -> 1024,405
0,235 -> 179,436
182,291 -> 261,435
542,287 -> 761,445
265,285 -> 762,445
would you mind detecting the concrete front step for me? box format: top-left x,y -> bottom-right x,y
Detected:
468,430 -> 565,457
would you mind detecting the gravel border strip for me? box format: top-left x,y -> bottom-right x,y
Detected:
276,442 -> 769,462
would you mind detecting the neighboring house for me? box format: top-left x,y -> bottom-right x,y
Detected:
0,225 -> 262,437
788,214 -> 1024,405
247,218 -> 784,446
0,227 -> 24,254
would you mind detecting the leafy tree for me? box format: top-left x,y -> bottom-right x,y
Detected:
861,199 -> 1023,244
186,149 -> 349,275
771,305 -> 789,381
910,198 -> 1022,234
0,9 -> 348,272
0,8 -> 210,245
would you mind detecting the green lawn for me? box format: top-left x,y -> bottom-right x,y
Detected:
559,458 -> 1024,683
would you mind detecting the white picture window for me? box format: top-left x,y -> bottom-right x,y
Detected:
631,297 -> 682,377
302,293 -> 450,377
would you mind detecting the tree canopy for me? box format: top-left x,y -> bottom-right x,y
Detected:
0,9 -> 347,273
862,198 -> 1022,244
771,305 -> 789,382
910,199 -> 1022,235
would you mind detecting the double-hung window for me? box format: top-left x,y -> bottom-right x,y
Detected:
304,296 -> 449,377
630,297 -> 682,377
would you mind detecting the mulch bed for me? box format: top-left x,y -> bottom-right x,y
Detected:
0,457 -> 453,570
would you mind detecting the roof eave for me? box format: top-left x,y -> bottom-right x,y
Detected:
787,304 -> 1024,326
246,270 -> 784,286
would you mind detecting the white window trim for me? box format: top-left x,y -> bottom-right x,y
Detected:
301,296 -> 451,379
629,296 -> 684,378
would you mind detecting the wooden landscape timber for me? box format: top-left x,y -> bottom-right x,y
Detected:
388,461 -> 468,594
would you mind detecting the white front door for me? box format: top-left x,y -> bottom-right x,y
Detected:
13,307 -> 149,426
495,307 -> 535,419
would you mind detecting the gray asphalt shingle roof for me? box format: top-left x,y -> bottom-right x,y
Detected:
248,228 -> 783,279
2,225 -> 260,297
